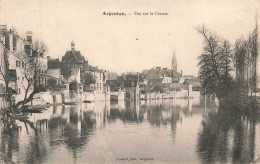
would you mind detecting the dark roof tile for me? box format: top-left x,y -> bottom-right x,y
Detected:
62,51 -> 85,63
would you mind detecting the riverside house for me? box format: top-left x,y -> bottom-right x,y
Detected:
107,79 -> 140,100
0,25 -> 48,103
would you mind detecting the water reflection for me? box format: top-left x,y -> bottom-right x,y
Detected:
197,108 -> 259,164
0,98 -> 235,163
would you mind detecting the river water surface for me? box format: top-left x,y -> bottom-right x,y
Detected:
1,99 -> 260,164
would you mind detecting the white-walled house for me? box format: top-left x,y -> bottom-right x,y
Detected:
68,68 -> 81,84
0,25 -> 48,104
162,76 -> 173,84
87,65 -> 104,93
0,28 -> 30,102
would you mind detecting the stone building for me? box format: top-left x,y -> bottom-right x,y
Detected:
61,42 -> 108,93
61,41 -> 88,70
107,79 -> 140,100
85,65 -> 104,93
0,25 -> 47,102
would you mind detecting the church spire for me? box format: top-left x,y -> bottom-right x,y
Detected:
172,49 -> 177,71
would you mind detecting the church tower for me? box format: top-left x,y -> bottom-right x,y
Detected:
171,50 -> 177,71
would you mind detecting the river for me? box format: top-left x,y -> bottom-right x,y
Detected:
1,98 -> 260,164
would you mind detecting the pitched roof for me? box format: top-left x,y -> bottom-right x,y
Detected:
62,50 -> 85,63
144,67 -> 180,80
125,74 -> 145,81
88,65 -> 101,73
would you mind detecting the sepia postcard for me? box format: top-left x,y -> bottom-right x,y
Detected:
0,0 -> 260,163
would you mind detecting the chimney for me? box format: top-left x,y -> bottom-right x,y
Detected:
26,31 -> 33,44
181,70 -> 183,77
9,32 -> 13,52
0,25 -> 7,32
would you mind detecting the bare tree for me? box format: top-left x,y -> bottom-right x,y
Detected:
0,40 -> 48,113
14,40 -> 48,111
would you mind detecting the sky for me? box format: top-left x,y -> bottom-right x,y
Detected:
0,0 -> 259,76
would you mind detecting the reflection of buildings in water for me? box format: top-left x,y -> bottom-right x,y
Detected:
146,102 -> 180,131
0,103 -> 98,164
188,99 -> 192,112
104,100 -> 111,121
81,101 -> 107,129
124,100 -> 144,122
85,102 -> 94,111
171,107 -> 180,138
140,100 -> 146,106
124,101 -> 138,122
174,99 -> 189,109
84,102 -> 106,112
0,119 -> 50,163
107,100 -> 144,122
147,106 -> 164,126
175,98 -> 218,116
118,101 -> 126,110
95,106 -> 105,129
110,100 -> 126,111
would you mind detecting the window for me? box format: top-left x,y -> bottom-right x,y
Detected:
16,61 -> 21,67
22,77 -> 24,81
18,88 -> 20,94
22,62 -> 25,68
17,76 -> 19,80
